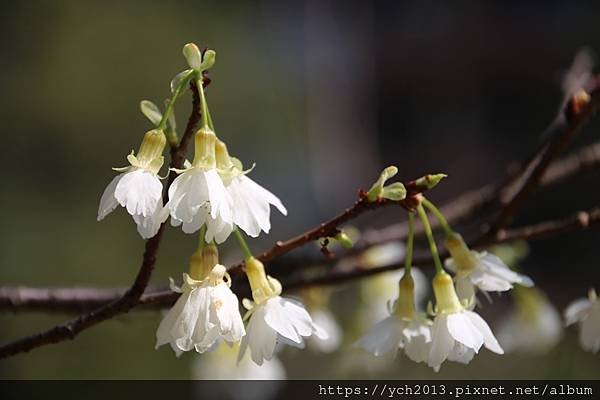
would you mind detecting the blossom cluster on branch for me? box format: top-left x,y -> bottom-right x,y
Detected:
0,44 -> 599,378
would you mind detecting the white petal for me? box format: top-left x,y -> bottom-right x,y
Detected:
447,342 -> 476,364
447,312 -> 484,352
133,202 -> 169,239
155,290 -> 193,349
465,310 -> 504,354
205,169 -> 232,222
427,315 -> 455,370
580,303 -> 600,353
239,305 -> 278,366
115,169 -> 162,217
564,298 -> 592,326
455,277 -> 476,302
97,174 -> 124,221
281,297 -> 316,338
354,316 -> 405,357
263,297 -> 302,344
478,253 -> 534,287
241,175 -> 287,216
310,310 -> 339,352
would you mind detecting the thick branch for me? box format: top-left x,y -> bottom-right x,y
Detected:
0,80 -> 205,360
3,207 -> 600,313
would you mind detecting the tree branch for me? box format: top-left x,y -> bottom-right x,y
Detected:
0,79 -> 205,360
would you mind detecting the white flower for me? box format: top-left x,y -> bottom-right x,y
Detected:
356,316 -> 432,363
428,272 -> 503,372
309,309 -> 342,353
445,234 -> 533,302
192,342 -> 286,400
239,296 -> 327,365
238,257 -> 328,365
564,289 -> 600,353
216,139 -> 287,238
167,128 -> 234,243
355,272 -> 432,363
97,129 -> 168,238
496,288 -> 562,354
168,167 -> 233,242
227,174 -> 287,237
155,265 -> 245,355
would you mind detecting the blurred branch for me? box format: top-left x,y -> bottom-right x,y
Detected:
358,140 -> 600,248
0,79 -> 206,360
3,206 -> 600,313
485,83 -> 600,236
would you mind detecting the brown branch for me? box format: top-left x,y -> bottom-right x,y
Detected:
0,79 -> 205,360
226,178 -> 434,277
488,84 -> 600,235
4,207 -> 600,313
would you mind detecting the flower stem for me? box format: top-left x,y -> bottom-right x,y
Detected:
234,228 -> 253,261
158,69 -> 195,136
421,197 -> 453,237
416,203 -> 444,274
196,74 -> 210,129
404,212 -> 415,273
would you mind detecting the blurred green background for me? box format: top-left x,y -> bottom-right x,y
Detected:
1,0 -> 599,379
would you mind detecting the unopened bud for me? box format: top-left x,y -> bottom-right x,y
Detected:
334,231 -> 354,249
415,173 -> 447,190
183,43 -> 203,71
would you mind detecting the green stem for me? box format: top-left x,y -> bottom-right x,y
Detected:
416,203 -> 444,274
196,74 -> 209,129
158,69 -> 195,134
197,224 -> 207,252
234,228 -> 253,260
404,212 -> 415,273
206,104 -> 215,132
422,197 -> 453,237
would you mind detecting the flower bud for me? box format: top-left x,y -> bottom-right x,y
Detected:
334,231 -> 354,249
367,166 -> 398,202
192,127 -> 217,168
432,272 -> 463,314
414,173 -> 447,190
183,43 -> 203,71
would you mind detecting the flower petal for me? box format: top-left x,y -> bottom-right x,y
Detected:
97,173 -> 124,221
564,298 -> 591,326
465,310 -> 504,354
447,312 -> 484,352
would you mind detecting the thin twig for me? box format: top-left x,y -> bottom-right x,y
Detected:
3,207 -> 600,313
0,80 -> 205,360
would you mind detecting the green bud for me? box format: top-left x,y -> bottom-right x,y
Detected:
367,166 -> 398,201
183,43 -> 203,71
140,100 -> 162,127
334,231 -> 354,249
381,182 -> 407,201
415,173 -> 447,190
199,49 -> 216,71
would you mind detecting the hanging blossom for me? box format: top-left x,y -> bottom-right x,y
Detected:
97,129 -> 169,238
238,257 -> 328,365
355,271 -> 432,364
496,287 -> 563,354
427,271 -> 504,372
215,139 -> 287,239
564,288 -> 600,354
156,246 -> 245,355
168,127 -> 234,243
444,233 -> 534,304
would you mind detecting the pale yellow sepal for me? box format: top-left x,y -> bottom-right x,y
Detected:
445,233 -> 478,273
393,272 -> 417,320
432,272 -> 464,314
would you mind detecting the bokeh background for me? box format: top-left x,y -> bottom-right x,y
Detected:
1,0 -> 600,380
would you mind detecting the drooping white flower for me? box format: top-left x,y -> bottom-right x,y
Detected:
192,342 -> 286,400
216,139 -> 287,238
97,129 -> 169,238
355,271 -> 432,364
238,257 -> 328,365
155,264 -> 245,355
428,272 -> 503,372
496,287 -> 563,354
444,233 -> 533,303
564,288 -> 600,353
167,127 -> 234,243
